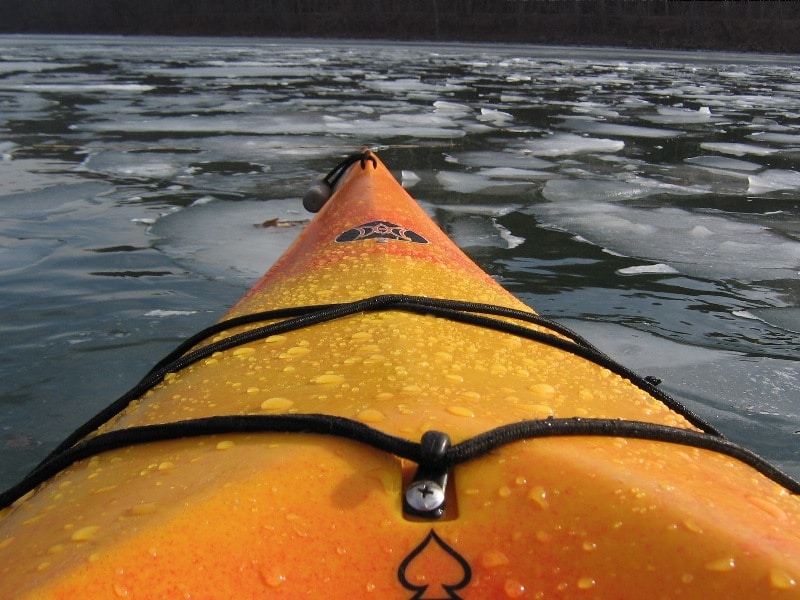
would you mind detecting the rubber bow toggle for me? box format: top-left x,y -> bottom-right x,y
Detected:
403,430 -> 451,519
302,149 -> 377,213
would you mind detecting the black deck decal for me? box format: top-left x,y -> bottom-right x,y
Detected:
336,221 -> 428,244
397,529 -> 472,599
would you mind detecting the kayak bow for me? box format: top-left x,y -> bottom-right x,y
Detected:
1,150 -> 799,599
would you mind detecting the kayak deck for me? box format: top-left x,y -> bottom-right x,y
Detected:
1,151 -> 799,598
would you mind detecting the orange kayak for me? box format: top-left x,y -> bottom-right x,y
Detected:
1,150 -> 799,598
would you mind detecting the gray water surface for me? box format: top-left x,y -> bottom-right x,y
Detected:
1,35 -> 798,489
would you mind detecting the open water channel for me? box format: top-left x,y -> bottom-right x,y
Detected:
0,35 -> 798,489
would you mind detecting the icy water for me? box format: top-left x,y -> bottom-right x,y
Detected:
1,35 -> 798,489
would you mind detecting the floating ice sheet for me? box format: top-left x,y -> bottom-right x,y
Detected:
143,309 -> 199,318
528,201 -> 800,282
641,106 -> 718,125
738,307 -> 800,334
401,170 -> 421,188
0,61 -> 81,74
748,131 -> 800,145
748,169 -> 800,194
699,142 -> 777,157
560,118 -> 681,139
0,157 -> 84,195
442,215 -> 524,249
684,155 -> 762,172
448,151 -> 554,170
542,174 -> 706,203
6,83 -> 156,93
80,151 -> 195,181
148,198 -> 305,281
523,133 -> 625,157
617,264 -> 679,276
436,170 -> 538,194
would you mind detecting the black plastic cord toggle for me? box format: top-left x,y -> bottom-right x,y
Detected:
403,430 -> 451,519
303,150 -> 377,213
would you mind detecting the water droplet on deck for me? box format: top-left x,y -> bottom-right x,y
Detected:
535,530 -> 551,543
529,383 -> 555,397
284,346 -> 310,357
747,495 -> 788,520
577,577 -> 596,589
113,583 -> 130,597
704,556 -> 735,572
357,409 -> 386,423
682,519 -> 704,534
481,549 -> 509,568
498,486 -> 512,498
446,406 -> 475,418
130,502 -> 157,516
527,486 -> 549,509
504,578 -> 525,598
260,565 -> 286,588
22,515 -> 43,526
519,404 -> 554,418
71,525 -> 100,542
233,347 -> 255,356
216,440 -> 235,450
158,461 -> 174,471
311,373 -> 344,384
261,397 -> 294,411
769,568 -> 797,589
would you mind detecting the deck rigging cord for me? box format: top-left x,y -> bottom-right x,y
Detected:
3,293 -> 799,509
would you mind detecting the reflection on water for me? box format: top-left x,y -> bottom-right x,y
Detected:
0,35 -> 798,487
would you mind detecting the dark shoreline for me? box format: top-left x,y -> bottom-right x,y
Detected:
2,1 -> 800,54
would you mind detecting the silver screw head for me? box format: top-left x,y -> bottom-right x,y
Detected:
405,480 -> 445,512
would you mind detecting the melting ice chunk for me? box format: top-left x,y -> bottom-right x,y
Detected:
528,201 -> 800,282
641,106 -> 718,124
560,118 -> 681,138
523,133 -> 624,156
617,264 -> 679,275
699,142 -> 777,157
401,170 -> 421,188
148,198 -> 304,280
477,108 -> 514,125
684,155 -> 762,172
542,174 -> 704,203
748,169 -> 800,193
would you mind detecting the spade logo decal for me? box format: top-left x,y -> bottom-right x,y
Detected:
397,529 -> 472,599
336,221 -> 428,244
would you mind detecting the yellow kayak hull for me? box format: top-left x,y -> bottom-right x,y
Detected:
1,152 -> 799,598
